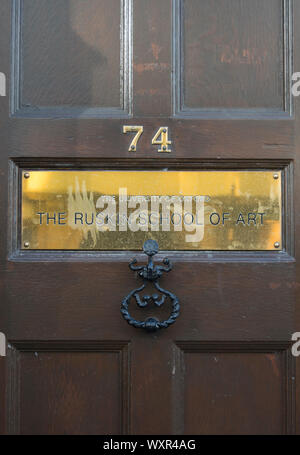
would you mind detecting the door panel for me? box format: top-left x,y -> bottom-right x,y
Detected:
0,0 -> 299,435
175,0 -> 291,114
176,342 -> 294,435
8,342 -> 129,435
12,0 -> 131,117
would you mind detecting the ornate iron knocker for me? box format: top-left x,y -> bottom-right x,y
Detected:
121,240 -> 180,332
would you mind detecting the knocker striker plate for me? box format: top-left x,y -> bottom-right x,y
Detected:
121,240 -> 180,332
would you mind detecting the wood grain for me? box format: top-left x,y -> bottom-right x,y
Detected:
173,0 -> 293,118
0,0 -> 298,435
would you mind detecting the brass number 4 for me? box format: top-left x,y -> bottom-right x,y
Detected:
123,126 -> 144,152
152,127 -> 172,153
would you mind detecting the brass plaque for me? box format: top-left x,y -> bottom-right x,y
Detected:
21,170 -> 282,251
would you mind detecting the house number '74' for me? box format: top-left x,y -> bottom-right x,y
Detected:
123,126 -> 172,153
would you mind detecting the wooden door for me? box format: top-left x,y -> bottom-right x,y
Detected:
0,0 -> 299,435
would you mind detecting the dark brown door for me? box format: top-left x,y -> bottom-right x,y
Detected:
0,0 -> 299,435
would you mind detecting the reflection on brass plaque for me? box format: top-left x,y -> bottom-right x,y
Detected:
21,170 -> 282,251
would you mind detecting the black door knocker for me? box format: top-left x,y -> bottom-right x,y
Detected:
121,240 -> 180,332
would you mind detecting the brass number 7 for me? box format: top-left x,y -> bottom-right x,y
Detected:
123,126 -> 144,152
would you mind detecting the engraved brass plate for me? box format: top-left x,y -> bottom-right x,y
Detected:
21,170 -> 282,251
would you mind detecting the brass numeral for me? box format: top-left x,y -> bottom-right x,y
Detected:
122,126 -> 172,153
152,127 -> 171,153
123,125 -> 144,152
